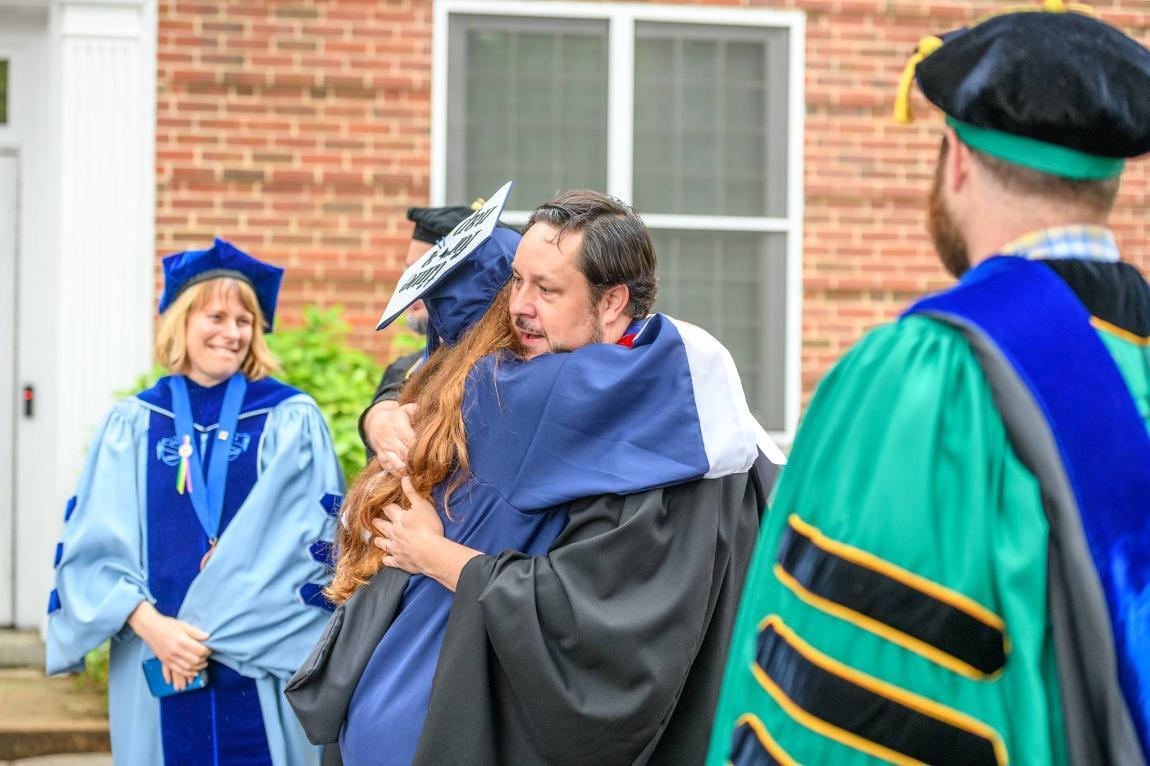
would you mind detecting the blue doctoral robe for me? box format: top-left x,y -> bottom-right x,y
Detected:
47,376 -> 344,766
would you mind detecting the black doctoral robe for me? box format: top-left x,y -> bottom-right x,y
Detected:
288,467 -> 766,765
413,468 -> 763,765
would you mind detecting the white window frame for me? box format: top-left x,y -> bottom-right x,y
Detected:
432,0 -> 805,442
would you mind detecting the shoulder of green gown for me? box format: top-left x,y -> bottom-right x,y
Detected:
792,313 -> 996,469
714,314 -> 1063,766
768,310 -> 1046,679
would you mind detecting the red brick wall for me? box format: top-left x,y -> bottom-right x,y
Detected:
156,0 -> 434,357
155,0 -> 1150,406
789,0 -> 1150,399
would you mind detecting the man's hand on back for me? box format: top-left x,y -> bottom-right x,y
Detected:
373,476 -> 480,593
364,400 -> 417,476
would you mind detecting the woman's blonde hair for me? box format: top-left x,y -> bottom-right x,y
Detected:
328,284 -> 523,604
154,277 -> 280,380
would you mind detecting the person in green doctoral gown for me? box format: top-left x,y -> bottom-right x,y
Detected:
707,3 -> 1150,766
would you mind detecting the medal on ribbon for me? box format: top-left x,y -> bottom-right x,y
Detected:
169,375 -> 247,573
199,538 -> 217,571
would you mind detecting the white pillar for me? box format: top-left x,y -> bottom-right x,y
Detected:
14,0 -> 155,630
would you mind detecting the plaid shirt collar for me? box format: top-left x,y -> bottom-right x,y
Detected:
1000,225 -> 1119,263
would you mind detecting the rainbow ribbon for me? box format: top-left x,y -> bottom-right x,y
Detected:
176,435 -> 194,495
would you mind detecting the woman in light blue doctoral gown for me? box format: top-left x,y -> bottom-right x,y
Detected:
46,239 -> 343,766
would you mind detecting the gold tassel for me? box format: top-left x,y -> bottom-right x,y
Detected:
893,1 -> 1095,126
893,36 -> 944,125
469,197 -> 486,211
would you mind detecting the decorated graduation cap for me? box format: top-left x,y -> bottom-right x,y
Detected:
159,238 -> 285,331
377,181 -> 517,354
894,0 -> 1150,179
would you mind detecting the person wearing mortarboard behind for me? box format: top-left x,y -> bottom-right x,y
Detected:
358,205 -> 493,473
707,3 -> 1150,765
45,239 -> 344,765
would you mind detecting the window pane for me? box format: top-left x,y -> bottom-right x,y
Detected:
0,60 -> 8,126
634,24 -> 789,217
447,17 -> 608,210
650,230 -> 788,431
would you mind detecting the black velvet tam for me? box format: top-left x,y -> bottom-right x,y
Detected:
917,10 -> 1150,159
406,206 -> 475,244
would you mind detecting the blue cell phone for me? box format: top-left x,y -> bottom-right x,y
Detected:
142,657 -> 210,698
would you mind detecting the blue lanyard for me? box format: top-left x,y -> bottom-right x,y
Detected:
168,374 -> 247,542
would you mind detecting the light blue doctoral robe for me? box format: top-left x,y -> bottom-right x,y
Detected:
46,376 -> 344,766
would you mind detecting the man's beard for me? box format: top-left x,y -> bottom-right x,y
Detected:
927,148 -> 970,279
405,312 -> 428,335
514,311 -> 603,355
548,323 -> 603,354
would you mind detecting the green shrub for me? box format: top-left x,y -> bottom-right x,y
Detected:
266,306 -> 383,483
79,641 -> 110,700
390,324 -> 426,356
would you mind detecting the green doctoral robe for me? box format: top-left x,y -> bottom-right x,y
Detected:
707,259 -> 1150,766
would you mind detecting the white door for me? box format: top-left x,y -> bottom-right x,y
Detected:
0,153 -> 16,627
